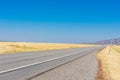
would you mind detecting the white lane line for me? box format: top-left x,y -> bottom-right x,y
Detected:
0,48 -> 97,74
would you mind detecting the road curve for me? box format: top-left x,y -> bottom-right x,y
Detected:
0,46 -> 104,80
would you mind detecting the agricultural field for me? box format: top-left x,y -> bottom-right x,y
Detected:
0,42 -> 94,54
97,46 -> 120,80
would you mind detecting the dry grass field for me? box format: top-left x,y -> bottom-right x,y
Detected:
0,42 -> 94,54
97,46 -> 120,80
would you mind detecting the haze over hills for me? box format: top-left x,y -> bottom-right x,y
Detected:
1,38 -> 120,45
95,38 -> 120,45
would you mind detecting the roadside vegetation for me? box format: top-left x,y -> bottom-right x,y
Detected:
0,42 -> 94,54
96,46 -> 120,80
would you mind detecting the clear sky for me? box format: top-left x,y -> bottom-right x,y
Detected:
0,0 -> 120,43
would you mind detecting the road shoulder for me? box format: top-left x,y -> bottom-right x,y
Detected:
31,51 -> 99,80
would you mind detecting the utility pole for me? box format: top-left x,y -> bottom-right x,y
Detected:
23,43 -> 25,52
111,39 -> 113,46
108,39 -> 113,54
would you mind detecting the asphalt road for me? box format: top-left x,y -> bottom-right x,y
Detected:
0,46 -> 104,80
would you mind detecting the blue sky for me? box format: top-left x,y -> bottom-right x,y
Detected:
0,0 -> 120,43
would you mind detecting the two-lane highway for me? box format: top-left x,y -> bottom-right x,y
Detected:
0,46 -> 104,80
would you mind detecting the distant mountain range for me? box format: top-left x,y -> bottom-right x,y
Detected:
94,38 -> 120,45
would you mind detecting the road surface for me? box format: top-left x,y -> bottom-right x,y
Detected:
0,46 -> 104,80
31,49 -> 100,80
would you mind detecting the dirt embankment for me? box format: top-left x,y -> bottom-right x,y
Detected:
96,46 -> 120,80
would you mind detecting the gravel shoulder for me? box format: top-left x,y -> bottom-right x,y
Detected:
31,51 -> 99,80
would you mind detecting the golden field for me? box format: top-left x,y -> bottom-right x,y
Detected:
97,46 -> 120,80
0,42 -> 94,54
